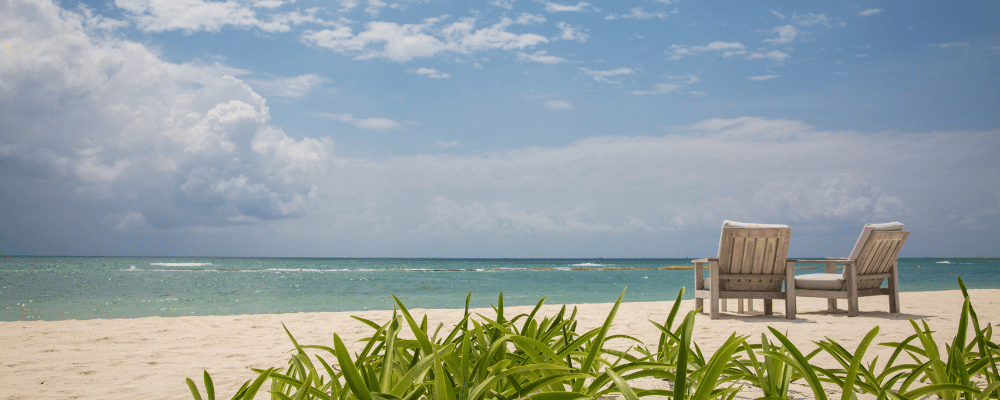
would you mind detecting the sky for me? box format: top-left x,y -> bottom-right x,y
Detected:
1,0 -> 998,258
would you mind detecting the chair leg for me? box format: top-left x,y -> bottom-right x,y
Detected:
710,262 -> 720,319
764,299 -> 772,315
888,261 -> 900,313
737,298 -> 744,313
694,261 -> 704,314
828,299 -> 837,310
846,262 -> 858,317
785,261 -> 796,319
748,299 -> 755,312
721,299 -> 728,312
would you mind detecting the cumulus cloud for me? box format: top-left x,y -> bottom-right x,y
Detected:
364,0 -> 386,16
631,74 -> 699,95
763,24 -> 799,44
667,175 -> 907,228
311,113 -> 403,131
114,0 -> 329,33
932,42 -> 970,49
544,1 -> 593,13
790,12 -> 837,28
555,21 -> 589,42
301,16 -> 548,62
409,67 -> 451,79
605,7 -> 677,20
1,0 -> 336,226
418,197 -> 650,235
667,41 -> 746,60
248,74 -> 327,98
748,50 -> 791,64
544,100 -> 572,110
580,67 -> 634,83
516,50 -> 566,64
515,12 -> 546,25
748,74 -> 781,81
858,8 -> 882,17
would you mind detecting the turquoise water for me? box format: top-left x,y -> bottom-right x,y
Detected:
1,257 -> 997,321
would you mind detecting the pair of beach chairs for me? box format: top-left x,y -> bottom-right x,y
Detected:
693,221 -> 909,319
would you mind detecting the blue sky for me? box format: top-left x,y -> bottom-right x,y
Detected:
1,0 -> 998,257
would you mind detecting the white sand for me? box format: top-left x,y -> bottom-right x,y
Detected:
2,289 -> 998,399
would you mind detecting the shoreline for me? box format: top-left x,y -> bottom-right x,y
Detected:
2,289 -> 998,399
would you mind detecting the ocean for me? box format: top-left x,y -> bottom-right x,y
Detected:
1,257 -> 997,321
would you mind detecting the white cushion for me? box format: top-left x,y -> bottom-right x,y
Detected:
795,273 -> 845,290
720,220 -> 790,257
722,220 -> 790,229
848,222 -> 905,260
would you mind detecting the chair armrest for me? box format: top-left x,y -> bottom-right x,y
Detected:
691,258 -> 717,263
794,259 -> 849,263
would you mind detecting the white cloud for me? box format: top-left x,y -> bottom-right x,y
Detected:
667,41 -> 746,60
115,0 -> 261,33
516,50 -> 566,64
858,8 -> 882,17
544,1 -> 593,13
667,175 -> 906,228
791,12 -> 836,28
253,0 -> 285,8
418,197 -> 649,235
555,21 -> 589,42
544,100 -> 572,110
365,0 -> 386,16
748,74 -> 781,81
748,50 -> 791,64
631,74 -> 699,95
312,113 -> 403,131
933,42 -> 970,49
515,12 -> 546,25
248,74 -> 327,98
488,0 -> 514,10
114,0 -> 330,33
605,7 -> 676,20
763,24 -> 798,44
1,0 -> 336,225
410,67 -> 451,79
580,67 -> 634,83
302,17 -> 548,62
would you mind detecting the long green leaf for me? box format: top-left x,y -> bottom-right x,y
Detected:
841,326 -> 880,400
768,328 -> 828,400
605,367 -> 640,400
187,378 -> 204,400
574,288 -> 626,392
334,333 -> 374,400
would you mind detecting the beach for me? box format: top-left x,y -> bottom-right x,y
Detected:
2,289 -> 998,399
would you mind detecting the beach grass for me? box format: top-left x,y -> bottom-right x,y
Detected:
188,278 -> 1000,400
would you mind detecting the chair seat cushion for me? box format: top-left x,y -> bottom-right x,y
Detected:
795,273 -> 845,290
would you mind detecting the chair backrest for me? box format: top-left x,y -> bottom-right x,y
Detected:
717,220 -> 792,291
848,222 -> 905,259
853,228 -> 909,289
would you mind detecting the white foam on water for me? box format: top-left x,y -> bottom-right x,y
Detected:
263,268 -> 327,273
150,262 -> 213,267
570,263 -> 605,267
936,261 -> 952,264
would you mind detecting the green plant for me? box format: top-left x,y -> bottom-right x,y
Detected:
187,279 -> 1000,400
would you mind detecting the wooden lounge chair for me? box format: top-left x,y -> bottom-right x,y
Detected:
793,222 -> 909,317
694,220 -> 796,320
